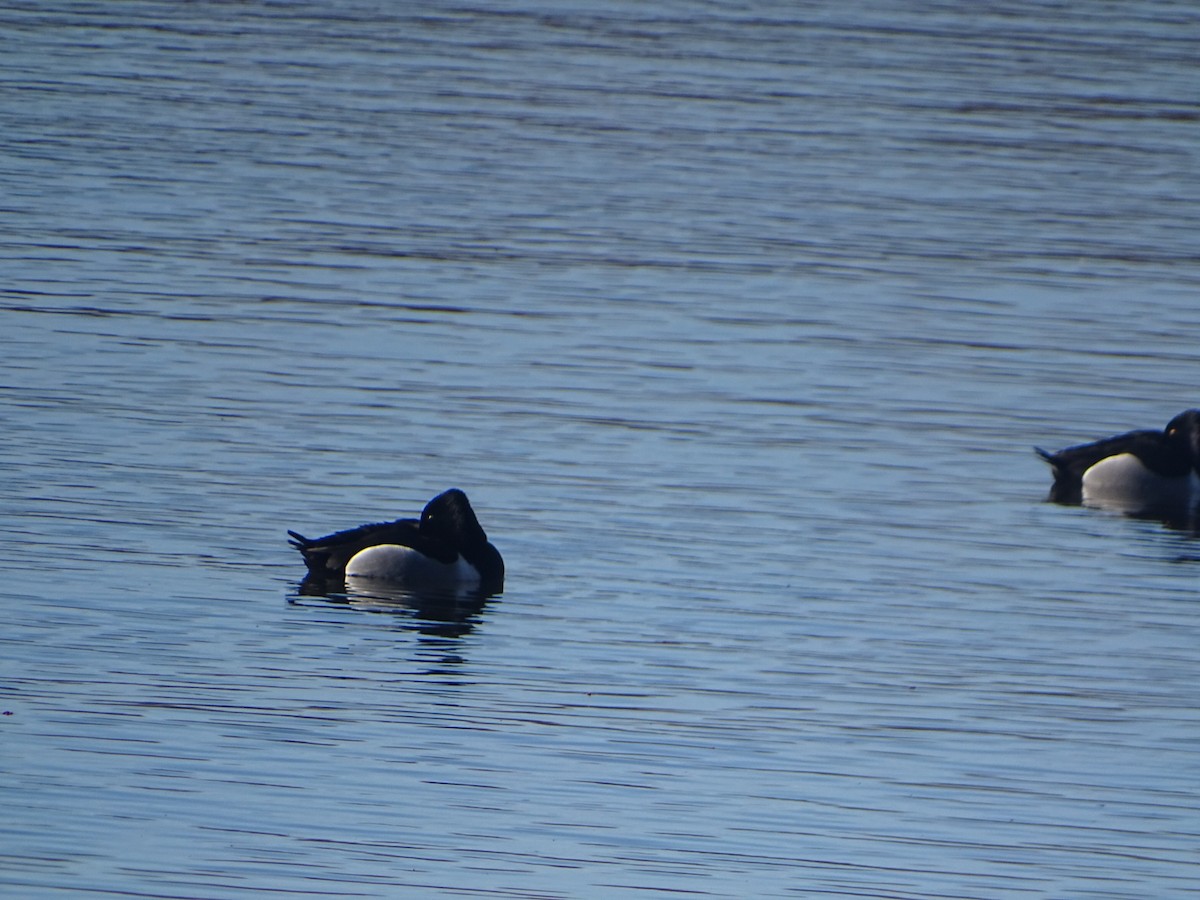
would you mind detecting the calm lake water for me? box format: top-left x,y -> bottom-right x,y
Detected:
3,2 -> 1199,897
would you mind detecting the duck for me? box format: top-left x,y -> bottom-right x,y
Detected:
1036,409 -> 1200,507
288,488 -> 504,594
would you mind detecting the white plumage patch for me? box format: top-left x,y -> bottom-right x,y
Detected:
345,544 -> 480,586
1081,453 -> 1195,509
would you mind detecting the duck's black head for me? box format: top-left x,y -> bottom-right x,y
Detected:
419,488 -> 489,550
1165,409 -> 1200,466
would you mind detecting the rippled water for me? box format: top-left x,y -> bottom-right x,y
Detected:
3,2 -> 1199,898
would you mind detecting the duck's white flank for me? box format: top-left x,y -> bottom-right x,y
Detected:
1081,453 -> 1197,506
344,544 -> 480,586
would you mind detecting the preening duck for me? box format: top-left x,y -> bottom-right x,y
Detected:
1036,409 -> 1200,507
288,488 -> 504,594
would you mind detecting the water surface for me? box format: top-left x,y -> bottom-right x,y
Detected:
2,2 -> 1199,897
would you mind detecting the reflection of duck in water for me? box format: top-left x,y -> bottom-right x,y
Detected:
1037,410 -> 1200,516
288,488 -> 505,599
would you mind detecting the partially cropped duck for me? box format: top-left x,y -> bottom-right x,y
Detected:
288,488 -> 504,595
1036,409 -> 1200,507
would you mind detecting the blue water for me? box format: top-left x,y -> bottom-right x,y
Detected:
3,2 -> 1199,897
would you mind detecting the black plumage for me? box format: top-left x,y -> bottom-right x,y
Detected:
289,488 -> 504,594
1036,409 -> 1200,504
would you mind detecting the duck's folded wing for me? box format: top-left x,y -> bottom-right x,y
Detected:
288,517 -> 456,575
1042,429 -> 1185,477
